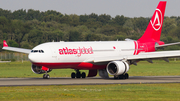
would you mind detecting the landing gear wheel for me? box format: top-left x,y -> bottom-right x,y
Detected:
82,72 -> 86,78
46,74 -> 50,79
117,73 -> 129,80
114,75 -> 119,79
118,75 -> 124,79
43,74 -> 46,79
76,72 -> 81,78
125,73 -> 129,79
43,74 -> 50,79
71,72 -> 76,78
71,70 -> 87,79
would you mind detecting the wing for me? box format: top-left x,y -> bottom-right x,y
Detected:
84,50 -> 180,63
2,40 -> 31,54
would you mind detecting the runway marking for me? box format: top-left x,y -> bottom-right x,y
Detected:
0,76 -> 180,86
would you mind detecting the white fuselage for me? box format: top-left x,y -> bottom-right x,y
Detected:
28,41 -> 136,69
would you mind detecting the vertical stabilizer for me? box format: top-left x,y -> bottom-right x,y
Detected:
138,1 -> 166,42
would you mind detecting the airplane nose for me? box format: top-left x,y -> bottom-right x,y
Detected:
28,54 -> 37,62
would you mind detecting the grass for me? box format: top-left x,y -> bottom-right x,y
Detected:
129,60 -> 180,76
0,61 -> 180,101
0,61 -> 77,78
0,60 -> 180,78
0,83 -> 180,101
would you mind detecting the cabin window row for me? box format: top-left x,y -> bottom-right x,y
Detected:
31,50 -> 44,53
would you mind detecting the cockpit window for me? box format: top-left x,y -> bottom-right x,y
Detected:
34,50 -> 38,52
31,50 -> 44,53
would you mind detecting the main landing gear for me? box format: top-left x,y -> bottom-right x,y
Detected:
114,73 -> 129,79
71,69 -> 86,79
43,71 -> 50,79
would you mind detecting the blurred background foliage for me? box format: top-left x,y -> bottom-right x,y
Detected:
0,8 -> 180,51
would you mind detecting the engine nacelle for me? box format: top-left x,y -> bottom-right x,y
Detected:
31,64 -> 52,74
106,61 -> 129,76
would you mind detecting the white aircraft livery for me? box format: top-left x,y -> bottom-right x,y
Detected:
3,1 -> 180,79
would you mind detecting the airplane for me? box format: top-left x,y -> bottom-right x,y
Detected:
2,1 -> 180,79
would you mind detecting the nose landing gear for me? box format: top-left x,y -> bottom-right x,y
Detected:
43,71 -> 50,79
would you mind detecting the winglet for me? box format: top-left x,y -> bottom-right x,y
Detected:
3,40 -> 8,47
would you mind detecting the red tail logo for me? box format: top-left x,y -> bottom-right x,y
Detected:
150,9 -> 162,31
138,1 -> 166,42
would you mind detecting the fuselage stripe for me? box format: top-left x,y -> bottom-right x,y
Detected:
135,41 -> 138,55
133,41 -> 138,55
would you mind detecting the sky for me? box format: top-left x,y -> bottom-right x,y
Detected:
0,0 -> 180,18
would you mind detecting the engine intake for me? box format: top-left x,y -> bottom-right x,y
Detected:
31,64 -> 52,74
106,61 -> 129,76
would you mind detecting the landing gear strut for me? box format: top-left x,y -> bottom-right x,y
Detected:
71,69 -> 86,79
43,71 -> 50,79
114,73 -> 129,79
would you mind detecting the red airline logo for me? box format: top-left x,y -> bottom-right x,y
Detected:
59,47 -> 93,57
150,9 -> 162,31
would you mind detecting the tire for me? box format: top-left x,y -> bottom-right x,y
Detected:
43,74 -> 50,79
46,74 -> 50,79
125,73 -> 129,79
81,72 -> 86,78
114,76 -> 118,79
118,75 -> 124,79
76,72 -> 81,78
43,74 -> 46,79
71,72 -> 76,78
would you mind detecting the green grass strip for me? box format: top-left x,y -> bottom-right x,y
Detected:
0,83 -> 180,101
0,60 -> 180,78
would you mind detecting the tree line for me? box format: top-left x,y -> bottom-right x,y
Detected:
0,8 -> 180,51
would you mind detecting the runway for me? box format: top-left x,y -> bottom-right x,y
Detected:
0,76 -> 180,86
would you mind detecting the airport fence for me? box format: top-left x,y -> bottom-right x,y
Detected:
0,52 -> 29,61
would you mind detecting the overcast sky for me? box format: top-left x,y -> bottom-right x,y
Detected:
0,0 -> 179,17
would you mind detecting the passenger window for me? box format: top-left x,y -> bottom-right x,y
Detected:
34,50 -> 38,53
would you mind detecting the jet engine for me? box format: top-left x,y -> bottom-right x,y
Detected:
106,61 -> 129,76
31,64 -> 52,74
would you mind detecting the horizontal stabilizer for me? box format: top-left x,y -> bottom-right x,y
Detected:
156,42 -> 180,48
